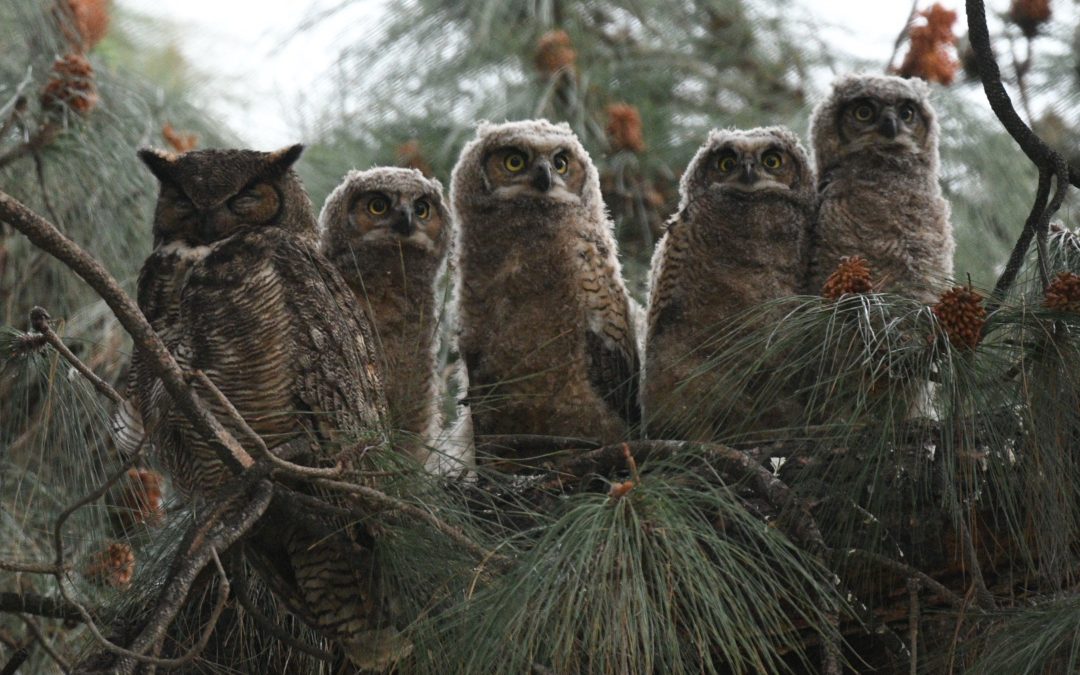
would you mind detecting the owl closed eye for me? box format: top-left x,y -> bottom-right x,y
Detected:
139,144 -> 311,246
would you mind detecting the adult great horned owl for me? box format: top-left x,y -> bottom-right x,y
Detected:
452,119 -> 640,450
131,145 -> 405,668
642,127 -> 816,441
808,74 -> 954,303
319,167 -> 451,463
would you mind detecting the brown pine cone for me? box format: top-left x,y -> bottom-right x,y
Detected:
84,542 -> 135,588
932,286 -> 986,350
534,30 -> 576,77
821,256 -> 873,300
40,53 -> 98,115
1044,271 -> 1080,314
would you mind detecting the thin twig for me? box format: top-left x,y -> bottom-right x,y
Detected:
884,0 -> 921,72
30,306 -> 123,404
907,578 -> 920,675
0,189 -> 254,475
191,369 -> 343,479
19,615 -> 71,673
0,121 -> 59,172
833,549 -> 966,610
312,477 -> 507,567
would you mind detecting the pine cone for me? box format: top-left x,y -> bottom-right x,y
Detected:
60,0 -> 110,50
114,468 -> 165,529
821,256 -> 873,300
40,53 -> 98,115
897,3 -> 959,85
932,286 -> 986,350
84,542 -> 135,588
534,30 -> 576,78
1009,0 -> 1052,38
1044,271 -> 1080,313
606,103 -> 645,153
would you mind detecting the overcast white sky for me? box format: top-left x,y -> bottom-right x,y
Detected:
121,0 -> 964,148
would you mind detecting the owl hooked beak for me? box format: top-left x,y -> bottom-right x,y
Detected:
879,111 -> 899,140
739,159 -> 757,185
390,206 -> 416,237
532,160 -> 554,192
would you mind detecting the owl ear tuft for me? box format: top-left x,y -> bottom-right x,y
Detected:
267,144 -> 304,173
138,148 -> 178,183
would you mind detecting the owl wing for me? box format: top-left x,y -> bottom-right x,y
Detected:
177,228 -> 388,469
265,232 -> 390,462
579,232 -> 641,427
116,245 -> 206,458
645,211 -> 687,342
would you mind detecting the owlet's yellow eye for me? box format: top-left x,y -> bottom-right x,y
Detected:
504,152 -> 526,172
853,104 -> 874,122
368,196 -> 389,215
718,155 -> 737,172
553,153 -> 569,174
415,199 -> 431,220
899,104 -> 916,123
762,152 -> 782,170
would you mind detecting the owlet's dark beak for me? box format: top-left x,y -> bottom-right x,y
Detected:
739,160 -> 757,185
532,161 -> 554,192
879,111 -> 899,140
391,206 -> 416,237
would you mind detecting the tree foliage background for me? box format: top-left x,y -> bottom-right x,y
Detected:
3,0 -> 1080,673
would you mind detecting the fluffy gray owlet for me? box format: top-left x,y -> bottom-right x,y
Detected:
130,145 -> 407,668
808,74 -> 954,303
642,127 -> 816,441
319,167 -> 451,463
451,119 -> 641,451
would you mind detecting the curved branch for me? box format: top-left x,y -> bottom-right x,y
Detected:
965,0 -> 1080,188
0,189 -> 253,475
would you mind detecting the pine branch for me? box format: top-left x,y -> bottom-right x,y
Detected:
29,306 -> 123,404
0,188 -> 255,475
0,593 -> 82,622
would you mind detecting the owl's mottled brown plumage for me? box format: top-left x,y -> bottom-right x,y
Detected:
643,127 -> 816,440
130,145 -> 407,668
809,74 -> 954,303
452,119 -> 640,450
319,167 -> 451,462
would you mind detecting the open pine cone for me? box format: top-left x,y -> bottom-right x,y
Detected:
932,286 -> 986,350
114,467 -> 165,529
84,542 -> 135,588
1044,272 -> 1080,314
40,53 -> 98,115
821,256 -> 873,300
535,30 -> 576,77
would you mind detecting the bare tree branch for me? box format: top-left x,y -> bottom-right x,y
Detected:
967,0 -> 1074,297
18,615 -> 71,673
30,306 -> 123,404
966,0 -> 1080,188
0,592 -> 83,622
